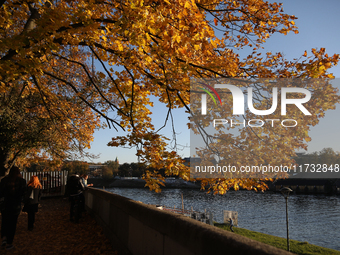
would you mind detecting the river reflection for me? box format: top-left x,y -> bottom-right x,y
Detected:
106,188 -> 340,251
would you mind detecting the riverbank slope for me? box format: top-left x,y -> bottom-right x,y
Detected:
215,223 -> 340,255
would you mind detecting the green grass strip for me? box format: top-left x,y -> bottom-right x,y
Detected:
215,223 -> 340,255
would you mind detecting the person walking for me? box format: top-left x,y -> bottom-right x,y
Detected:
229,218 -> 234,232
0,166 -> 27,250
23,176 -> 42,231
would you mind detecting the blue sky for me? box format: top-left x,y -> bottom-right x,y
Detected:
84,0 -> 340,164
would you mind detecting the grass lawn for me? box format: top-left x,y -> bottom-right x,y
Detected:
215,223 -> 340,255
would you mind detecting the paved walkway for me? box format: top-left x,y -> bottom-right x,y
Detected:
1,197 -> 118,254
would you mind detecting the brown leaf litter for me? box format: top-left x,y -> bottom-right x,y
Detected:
1,197 -> 118,255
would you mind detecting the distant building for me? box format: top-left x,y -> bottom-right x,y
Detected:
183,157 -> 201,167
274,178 -> 339,195
88,165 -> 105,177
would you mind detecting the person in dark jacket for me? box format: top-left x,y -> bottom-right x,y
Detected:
65,173 -> 85,222
0,166 -> 26,250
23,176 -> 42,231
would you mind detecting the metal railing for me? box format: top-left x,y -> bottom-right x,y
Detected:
158,206 -> 214,225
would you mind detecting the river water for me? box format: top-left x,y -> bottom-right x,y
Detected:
105,187 -> 340,251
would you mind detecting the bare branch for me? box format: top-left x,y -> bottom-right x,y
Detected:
123,65 -> 136,130
43,71 -> 124,132
51,52 -> 127,117
89,46 -> 130,113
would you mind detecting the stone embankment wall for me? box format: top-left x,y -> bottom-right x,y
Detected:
85,188 -> 293,255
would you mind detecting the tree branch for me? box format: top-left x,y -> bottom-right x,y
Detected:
89,46 -> 130,114
51,52 -> 127,117
0,0 -> 6,9
43,71 -> 124,132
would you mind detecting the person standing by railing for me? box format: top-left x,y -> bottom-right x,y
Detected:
0,166 -> 27,250
79,174 -> 93,212
80,174 -> 93,188
22,176 -> 42,231
65,173 -> 85,222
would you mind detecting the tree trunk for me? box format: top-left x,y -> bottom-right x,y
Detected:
0,150 -> 12,179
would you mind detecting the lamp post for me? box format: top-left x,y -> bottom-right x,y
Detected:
280,187 -> 292,252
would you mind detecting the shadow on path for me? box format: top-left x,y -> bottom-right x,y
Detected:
1,197 -> 118,254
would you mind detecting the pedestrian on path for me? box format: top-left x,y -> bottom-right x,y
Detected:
23,176 -> 42,231
65,173 -> 85,222
80,174 -> 93,212
0,166 -> 27,250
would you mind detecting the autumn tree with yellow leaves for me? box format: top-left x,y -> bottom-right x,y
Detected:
0,78 -> 100,177
0,0 -> 338,191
